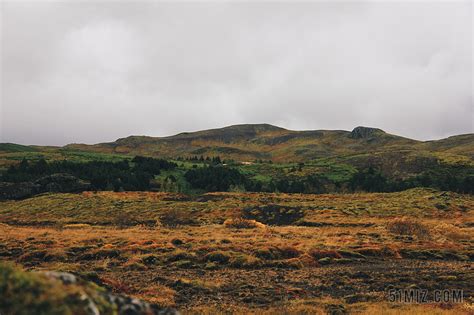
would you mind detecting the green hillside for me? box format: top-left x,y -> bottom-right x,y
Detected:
1,124 -> 473,183
0,143 -> 39,153
59,124 -> 472,178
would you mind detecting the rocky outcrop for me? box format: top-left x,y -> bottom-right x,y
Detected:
42,271 -> 179,315
0,182 -> 40,200
0,173 -> 90,200
0,262 -> 179,315
349,126 -> 385,139
34,173 -> 90,193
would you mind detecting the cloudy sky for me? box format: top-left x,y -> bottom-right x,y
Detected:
1,1 -> 472,145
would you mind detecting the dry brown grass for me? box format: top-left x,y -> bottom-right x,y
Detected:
0,189 -> 472,313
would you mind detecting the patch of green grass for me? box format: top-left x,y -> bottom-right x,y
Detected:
235,158 -> 356,184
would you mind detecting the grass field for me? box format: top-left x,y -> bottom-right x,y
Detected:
0,189 -> 472,314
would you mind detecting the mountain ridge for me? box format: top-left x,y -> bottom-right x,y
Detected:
92,125 -> 411,146
57,124 -> 473,163
1,124 -> 473,163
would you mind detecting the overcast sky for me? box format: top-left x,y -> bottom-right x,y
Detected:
1,1 -> 472,145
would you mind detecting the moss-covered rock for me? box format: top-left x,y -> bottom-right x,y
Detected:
0,263 -> 178,315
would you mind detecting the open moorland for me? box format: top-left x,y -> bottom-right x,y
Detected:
1,188 -> 473,314
0,125 -> 473,314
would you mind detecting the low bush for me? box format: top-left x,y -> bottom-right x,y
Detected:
229,254 -> 262,268
254,246 -> 301,260
355,246 -> 400,258
166,250 -> 196,262
19,250 -> 66,263
78,249 -> 121,261
204,251 -> 231,264
160,208 -> 197,228
173,260 -> 195,269
223,218 -> 265,229
387,217 -> 431,240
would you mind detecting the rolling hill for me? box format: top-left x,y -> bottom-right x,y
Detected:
1,124 -> 473,180
61,124 -> 472,162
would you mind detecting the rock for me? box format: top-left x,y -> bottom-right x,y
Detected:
34,173 -> 90,193
43,271 -> 78,284
0,173 -> 90,200
349,126 -> 385,139
79,292 -> 100,315
0,182 -> 40,200
42,270 -> 180,315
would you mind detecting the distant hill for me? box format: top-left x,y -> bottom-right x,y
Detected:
1,124 -> 473,179
0,143 -> 39,153
419,134 -> 474,157
61,124 -> 472,162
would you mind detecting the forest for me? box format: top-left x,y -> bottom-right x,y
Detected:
1,156 -> 473,195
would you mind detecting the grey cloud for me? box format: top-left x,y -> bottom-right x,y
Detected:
1,1 -> 472,145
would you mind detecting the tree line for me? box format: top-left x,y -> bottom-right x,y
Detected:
348,166 -> 473,194
184,165 -> 473,194
1,157 -> 472,194
1,156 -> 176,191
